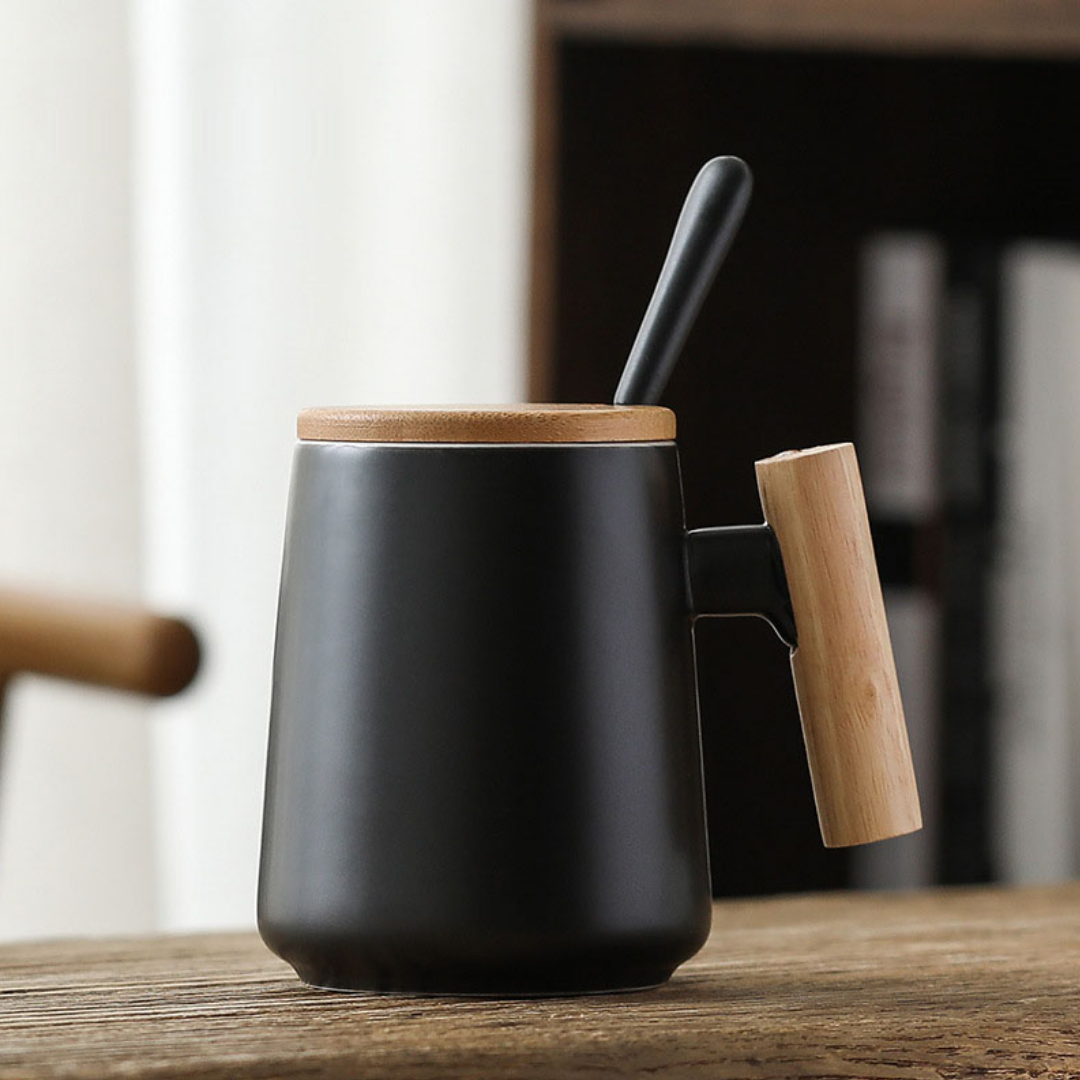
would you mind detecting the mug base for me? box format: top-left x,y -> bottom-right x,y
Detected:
291,961 -> 678,998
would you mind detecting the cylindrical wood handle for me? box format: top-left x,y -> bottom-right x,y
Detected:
0,588 -> 200,698
755,443 -> 921,847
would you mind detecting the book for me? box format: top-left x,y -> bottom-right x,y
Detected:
851,233 -> 944,890
991,243 -> 1080,883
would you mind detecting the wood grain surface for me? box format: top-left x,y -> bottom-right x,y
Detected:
756,444 -> 921,848
4,884 -> 1080,1079
296,405 -> 676,444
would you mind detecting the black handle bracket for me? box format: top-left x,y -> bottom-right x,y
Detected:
684,524 -> 797,648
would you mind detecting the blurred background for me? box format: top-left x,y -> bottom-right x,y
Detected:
0,0 -> 529,940
4,0 -> 1080,942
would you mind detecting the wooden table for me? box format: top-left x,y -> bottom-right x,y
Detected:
4,884 -> 1080,1079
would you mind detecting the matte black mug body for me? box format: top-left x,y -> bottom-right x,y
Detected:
258,440 -> 714,994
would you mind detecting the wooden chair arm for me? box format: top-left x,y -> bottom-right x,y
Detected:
0,588 -> 200,698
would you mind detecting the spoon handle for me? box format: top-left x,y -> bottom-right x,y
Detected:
614,156 -> 752,406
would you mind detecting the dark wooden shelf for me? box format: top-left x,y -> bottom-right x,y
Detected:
527,0 -> 1080,897
541,0 -> 1080,58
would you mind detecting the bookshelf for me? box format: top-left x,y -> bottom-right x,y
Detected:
527,0 -> 1080,895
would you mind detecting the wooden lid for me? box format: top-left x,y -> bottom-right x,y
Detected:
297,405 -> 676,444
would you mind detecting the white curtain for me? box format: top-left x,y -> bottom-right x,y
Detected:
0,0 -> 529,939
0,0 -> 154,941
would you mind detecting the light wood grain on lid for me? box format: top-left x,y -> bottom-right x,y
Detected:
297,405 -> 676,444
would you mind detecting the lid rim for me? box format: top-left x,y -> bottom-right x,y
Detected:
297,405 -> 676,444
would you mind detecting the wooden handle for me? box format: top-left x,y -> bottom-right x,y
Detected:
755,443 -> 921,847
0,588 -> 200,698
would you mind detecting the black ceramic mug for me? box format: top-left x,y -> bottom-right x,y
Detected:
258,404 -> 920,995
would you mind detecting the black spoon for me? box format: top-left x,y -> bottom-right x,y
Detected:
614,156 -> 753,406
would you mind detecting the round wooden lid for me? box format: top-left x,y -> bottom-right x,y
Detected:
297,405 -> 676,444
